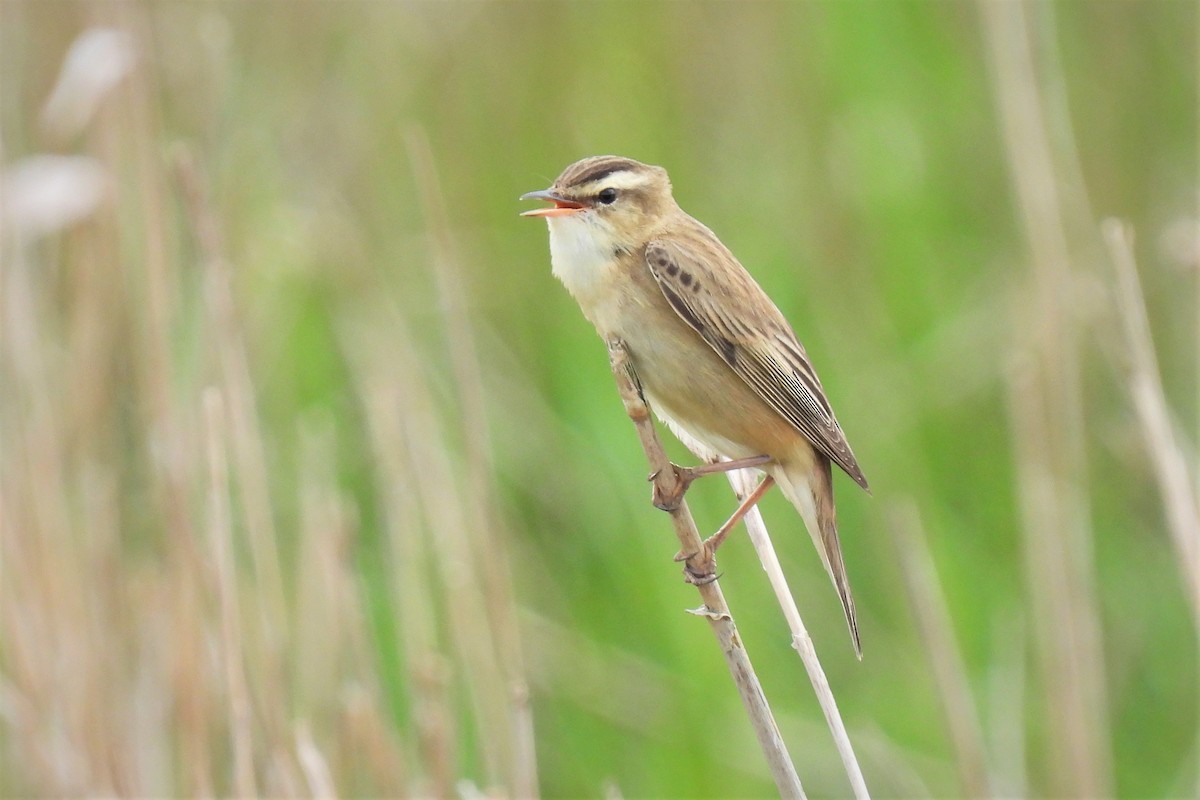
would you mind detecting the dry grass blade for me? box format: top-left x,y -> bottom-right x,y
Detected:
606,338 -> 806,800
982,1 -> 1112,793
1101,219 -> 1200,618
174,146 -> 290,696
202,388 -> 257,798
889,499 -> 993,798
358,367 -> 457,798
394,350 -> 512,791
1101,220 -> 1200,796
404,129 -> 538,797
348,304 -> 534,796
1004,358 -> 1112,797
656,395 -> 867,795
986,611 -> 1027,797
296,721 -> 338,800
725,466 -> 870,800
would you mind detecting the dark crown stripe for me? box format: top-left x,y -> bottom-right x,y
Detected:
559,156 -> 643,189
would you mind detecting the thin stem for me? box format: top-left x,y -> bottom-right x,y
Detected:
1101,220 -> 1200,618
890,499 -> 993,798
725,467 -> 871,800
607,338 -> 805,800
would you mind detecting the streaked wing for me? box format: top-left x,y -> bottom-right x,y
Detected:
644,237 -> 869,490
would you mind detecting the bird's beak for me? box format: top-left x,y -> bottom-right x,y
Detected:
520,188 -> 585,218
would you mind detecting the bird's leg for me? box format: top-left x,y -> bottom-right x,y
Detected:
650,454 -> 772,511
676,475 -> 777,584
704,475 -> 776,554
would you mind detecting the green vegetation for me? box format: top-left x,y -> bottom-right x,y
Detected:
2,2 -> 1195,797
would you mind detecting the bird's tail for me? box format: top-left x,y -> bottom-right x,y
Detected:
773,456 -> 861,658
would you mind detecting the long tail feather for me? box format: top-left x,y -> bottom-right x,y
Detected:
773,455 -> 861,658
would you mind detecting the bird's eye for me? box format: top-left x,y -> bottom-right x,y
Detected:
597,188 -> 618,205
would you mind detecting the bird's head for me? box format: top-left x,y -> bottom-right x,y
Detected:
521,155 -> 675,245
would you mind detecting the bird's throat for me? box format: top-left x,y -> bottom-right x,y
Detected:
546,215 -> 623,307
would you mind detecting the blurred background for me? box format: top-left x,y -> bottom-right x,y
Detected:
2,2 -> 1197,797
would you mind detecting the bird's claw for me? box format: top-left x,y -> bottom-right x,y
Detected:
675,542 -> 718,585
683,562 -> 720,586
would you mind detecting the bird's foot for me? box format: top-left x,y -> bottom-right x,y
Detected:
670,474 -> 777,584
649,463 -> 693,511
648,454 -> 772,511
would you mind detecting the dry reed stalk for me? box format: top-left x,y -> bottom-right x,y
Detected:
889,500 -> 992,798
982,2 -> 1112,794
174,147 -> 290,723
2,220 -> 68,796
1101,220 -> 1200,796
6,13 -> 449,798
265,748 -> 304,799
654,397 -> 866,793
358,364 -> 457,797
301,422 -> 409,798
203,388 -> 257,797
174,108 -> 417,800
101,2 -> 188,557
338,688 -> 410,794
86,37 -> 221,795
176,145 -> 309,787
405,128 -> 539,797
394,350 -> 513,790
606,338 -> 806,799
1101,220 -> 1200,619
67,28 -> 166,791
724,466 -> 869,799
295,422 -> 344,719
2,61 -> 145,794
353,307 -> 535,795
73,24 -> 226,793
28,22 -> 207,792
293,418 -> 368,795
296,721 -> 338,800
986,612 -> 1027,797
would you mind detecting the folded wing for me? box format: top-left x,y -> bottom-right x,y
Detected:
644,238 -> 869,491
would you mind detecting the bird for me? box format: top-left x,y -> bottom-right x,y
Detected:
521,155 -> 870,656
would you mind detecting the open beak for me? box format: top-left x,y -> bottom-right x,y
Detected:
520,188 -> 586,218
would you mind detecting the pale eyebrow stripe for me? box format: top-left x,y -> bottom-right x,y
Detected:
587,169 -> 652,192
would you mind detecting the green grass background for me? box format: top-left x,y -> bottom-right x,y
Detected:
2,2 -> 1196,797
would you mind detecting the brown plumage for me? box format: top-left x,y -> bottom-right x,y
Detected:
522,155 -> 869,656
